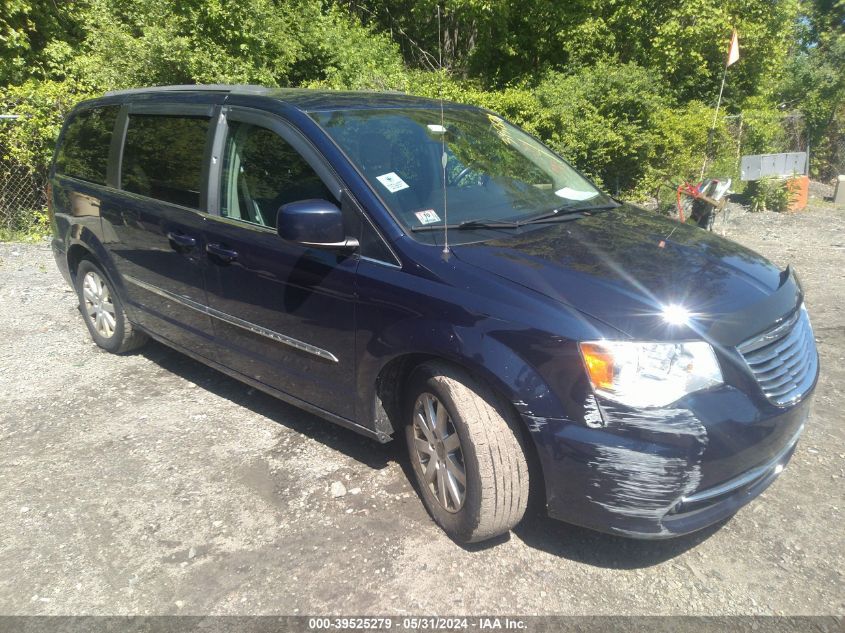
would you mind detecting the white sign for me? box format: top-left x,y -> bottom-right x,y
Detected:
376,172 -> 410,193
555,187 -> 599,201
414,209 -> 442,225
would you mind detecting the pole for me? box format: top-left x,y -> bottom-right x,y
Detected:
700,62 -> 729,181
437,5 -> 449,258
806,123 -> 810,176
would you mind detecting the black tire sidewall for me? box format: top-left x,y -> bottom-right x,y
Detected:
404,365 -> 486,542
75,259 -> 127,353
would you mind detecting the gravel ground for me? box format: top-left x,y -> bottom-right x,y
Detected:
0,200 -> 843,616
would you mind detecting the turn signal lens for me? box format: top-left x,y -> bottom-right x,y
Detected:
580,343 -> 614,390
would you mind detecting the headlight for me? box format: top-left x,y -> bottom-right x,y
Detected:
579,340 -> 723,408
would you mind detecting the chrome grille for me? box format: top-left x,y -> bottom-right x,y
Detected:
737,305 -> 818,406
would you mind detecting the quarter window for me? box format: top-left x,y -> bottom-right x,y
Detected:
220,121 -> 333,228
121,114 -> 209,208
55,106 -> 119,185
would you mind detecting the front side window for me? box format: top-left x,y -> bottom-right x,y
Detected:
55,106 -> 119,185
311,107 -> 613,241
121,114 -> 209,208
220,121 -> 333,228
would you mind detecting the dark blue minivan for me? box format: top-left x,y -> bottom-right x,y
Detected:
49,85 -> 818,543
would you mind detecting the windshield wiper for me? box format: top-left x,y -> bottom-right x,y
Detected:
411,218 -> 522,232
410,203 -> 620,233
522,202 -> 620,225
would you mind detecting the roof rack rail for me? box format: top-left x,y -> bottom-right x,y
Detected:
104,84 -> 272,97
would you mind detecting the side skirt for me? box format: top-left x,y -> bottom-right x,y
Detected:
133,322 -> 392,444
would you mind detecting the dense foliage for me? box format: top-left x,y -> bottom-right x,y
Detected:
1,0 -> 843,232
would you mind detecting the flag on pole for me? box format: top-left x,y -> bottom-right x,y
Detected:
727,29 -> 740,66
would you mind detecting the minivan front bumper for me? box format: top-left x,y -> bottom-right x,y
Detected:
528,385 -> 812,539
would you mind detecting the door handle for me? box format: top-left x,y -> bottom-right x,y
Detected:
167,231 -> 197,249
206,242 -> 239,263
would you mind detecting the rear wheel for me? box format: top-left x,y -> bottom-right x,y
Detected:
404,362 -> 529,543
75,259 -> 147,354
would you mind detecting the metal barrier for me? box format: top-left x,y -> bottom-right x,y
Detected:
740,152 -> 808,181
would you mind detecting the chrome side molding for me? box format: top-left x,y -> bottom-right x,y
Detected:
124,274 -> 339,363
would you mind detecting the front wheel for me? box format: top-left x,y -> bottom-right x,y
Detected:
404,362 -> 530,543
75,259 -> 147,354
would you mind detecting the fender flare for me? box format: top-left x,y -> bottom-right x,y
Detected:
355,316 -> 566,436
66,226 -> 132,304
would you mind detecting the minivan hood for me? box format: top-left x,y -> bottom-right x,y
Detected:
451,205 -> 796,342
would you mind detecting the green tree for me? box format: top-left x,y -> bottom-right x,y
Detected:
534,62 -> 670,192
777,0 -> 845,177
0,0 -> 87,84
2,0 -> 842,232
57,0 -> 404,90
345,0 -> 801,104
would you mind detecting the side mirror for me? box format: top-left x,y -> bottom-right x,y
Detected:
277,199 -> 359,252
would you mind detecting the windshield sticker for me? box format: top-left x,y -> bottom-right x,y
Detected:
376,172 -> 410,193
414,209 -> 441,225
555,187 -> 599,201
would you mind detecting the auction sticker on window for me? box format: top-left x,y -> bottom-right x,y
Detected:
555,187 -> 598,201
376,172 -> 410,193
414,209 -> 441,225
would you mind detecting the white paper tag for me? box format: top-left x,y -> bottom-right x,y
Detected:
555,187 -> 599,201
414,209 -> 441,225
376,172 -> 410,193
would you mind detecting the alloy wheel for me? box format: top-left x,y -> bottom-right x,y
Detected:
412,393 -> 467,512
82,270 -> 116,339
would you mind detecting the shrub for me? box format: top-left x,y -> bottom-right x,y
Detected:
0,80 -> 93,173
533,62 -> 671,192
0,207 -> 50,242
745,177 -> 795,212
637,101 -> 738,208
405,71 -> 542,135
409,64 -> 744,203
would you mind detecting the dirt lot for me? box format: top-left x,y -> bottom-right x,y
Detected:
1,200 -> 843,616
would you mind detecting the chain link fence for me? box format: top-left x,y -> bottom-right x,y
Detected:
734,111 -> 845,182
0,116 -> 48,233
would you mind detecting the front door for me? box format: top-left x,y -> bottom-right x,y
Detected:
202,110 -> 358,420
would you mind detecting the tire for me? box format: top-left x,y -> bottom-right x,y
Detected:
75,259 -> 148,354
404,362 -> 530,543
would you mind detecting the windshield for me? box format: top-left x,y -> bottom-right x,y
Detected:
310,107 -> 613,238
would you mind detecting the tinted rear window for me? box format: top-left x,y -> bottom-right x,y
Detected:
55,106 -> 119,185
121,114 -> 209,208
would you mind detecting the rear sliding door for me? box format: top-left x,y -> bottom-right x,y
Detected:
100,104 -> 217,356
